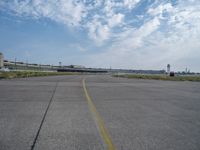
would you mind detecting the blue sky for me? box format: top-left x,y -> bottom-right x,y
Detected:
0,0 -> 200,72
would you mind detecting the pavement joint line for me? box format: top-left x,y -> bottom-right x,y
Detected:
30,82 -> 58,150
82,79 -> 116,150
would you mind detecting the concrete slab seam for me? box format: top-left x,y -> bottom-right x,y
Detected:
30,82 -> 58,150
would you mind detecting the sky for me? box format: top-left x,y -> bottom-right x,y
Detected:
0,0 -> 200,72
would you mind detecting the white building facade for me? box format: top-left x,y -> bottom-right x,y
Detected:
0,53 -> 4,68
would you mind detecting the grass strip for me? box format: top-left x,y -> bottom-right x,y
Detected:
113,74 -> 200,82
0,71 -> 80,79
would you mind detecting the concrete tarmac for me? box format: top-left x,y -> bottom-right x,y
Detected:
0,75 -> 200,150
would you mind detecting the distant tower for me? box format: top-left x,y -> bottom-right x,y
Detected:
167,64 -> 170,74
0,52 -> 4,68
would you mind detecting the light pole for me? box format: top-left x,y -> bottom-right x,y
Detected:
26,59 -> 28,70
15,58 -> 17,70
59,62 -> 62,68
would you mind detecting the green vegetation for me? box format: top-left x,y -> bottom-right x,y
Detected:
0,71 -> 80,79
113,74 -> 200,82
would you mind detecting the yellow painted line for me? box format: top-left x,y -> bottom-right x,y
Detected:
82,79 -> 116,150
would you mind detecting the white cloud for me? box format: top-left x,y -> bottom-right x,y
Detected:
87,19 -> 110,45
0,0 -> 138,44
84,1 -> 200,71
1,0 -> 200,71
1,0 -> 87,26
123,0 -> 141,9
148,3 -> 173,19
112,17 -> 161,51
84,0 -> 140,44
108,13 -> 124,27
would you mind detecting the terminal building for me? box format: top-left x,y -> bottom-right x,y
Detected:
0,52 -> 166,74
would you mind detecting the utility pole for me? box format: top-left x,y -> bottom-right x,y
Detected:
26,59 -> 28,70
